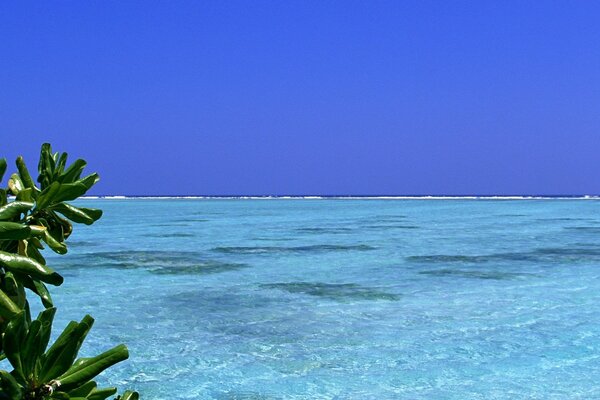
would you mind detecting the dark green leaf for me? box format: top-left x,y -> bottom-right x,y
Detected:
35,181 -> 62,210
56,152 -> 68,177
36,174 -> 99,210
40,316 -> 94,382
0,189 -> 7,207
0,370 -> 23,400
0,288 -> 20,319
21,318 -> 42,377
2,311 -> 27,382
49,392 -> 70,400
37,143 -> 53,189
2,271 -> 26,309
58,159 -> 86,184
87,387 -> 117,400
0,222 -> 32,240
0,158 -> 6,183
16,156 -> 36,189
67,381 -> 96,398
36,306 -> 57,354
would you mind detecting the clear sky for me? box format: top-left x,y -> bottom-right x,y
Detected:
1,1 -> 599,195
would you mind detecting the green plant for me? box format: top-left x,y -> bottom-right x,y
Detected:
0,144 -> 138,400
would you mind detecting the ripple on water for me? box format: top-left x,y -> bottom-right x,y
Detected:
212,244 -> 376,254
260,282 -> 399,301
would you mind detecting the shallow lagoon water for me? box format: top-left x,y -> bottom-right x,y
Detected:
19,199 -> 600,399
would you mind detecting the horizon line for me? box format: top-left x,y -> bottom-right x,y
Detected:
76,194 -> 600,200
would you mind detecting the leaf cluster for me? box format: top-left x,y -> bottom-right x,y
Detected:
0,145 -> 138,400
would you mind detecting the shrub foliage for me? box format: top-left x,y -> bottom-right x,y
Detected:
0,144 -> 138,400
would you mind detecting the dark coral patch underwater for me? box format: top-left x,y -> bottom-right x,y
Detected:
564,226 -> 600,233
363,224 -> 419,230
55,250 -> 247,275
261,282 -> 399,301
419,269 -> 533,280
407,246 -> 600,264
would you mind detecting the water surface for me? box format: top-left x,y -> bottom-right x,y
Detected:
22,199 -> 600,399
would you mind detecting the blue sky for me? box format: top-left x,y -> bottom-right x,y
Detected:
1,1 -> 599,195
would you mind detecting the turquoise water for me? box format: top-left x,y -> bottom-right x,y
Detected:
32,200 -> 600,398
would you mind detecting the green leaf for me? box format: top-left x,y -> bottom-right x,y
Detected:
0,251 -> 63,285
0,201 -> 34,220
37,143 -> 53,189
42,229 -> 68,255
0,222 -> 32,240
0,189 -> 7,207
36,174 -> 99,210
55,345 -> 129,391
56,152 -> 68,177
0,288 -> 21,319
58,159 -> 86,184
21,318 -> 42,377
53,203 -> 103,225
67,381 -> 97,398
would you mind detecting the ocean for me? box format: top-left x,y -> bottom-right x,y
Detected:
35,199 -> 600,399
